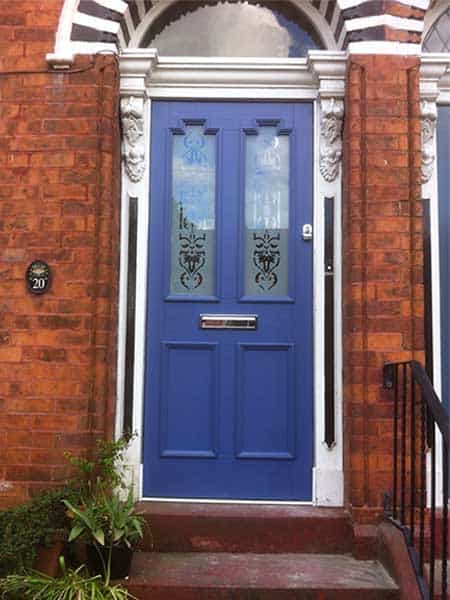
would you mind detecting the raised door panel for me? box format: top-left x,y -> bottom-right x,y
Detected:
236,343 -> 295,459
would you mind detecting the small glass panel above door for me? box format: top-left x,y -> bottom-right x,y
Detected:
244,126 -> 290,297
170,125 -> 216,296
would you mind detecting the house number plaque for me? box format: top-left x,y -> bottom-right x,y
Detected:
26,260 -> 51,295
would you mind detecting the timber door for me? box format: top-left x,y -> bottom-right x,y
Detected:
143,101 -> 313,500
439,106 -> 450,411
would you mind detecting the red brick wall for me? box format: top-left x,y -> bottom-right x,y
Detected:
342,55 -> 424,522
0,1 -> 121,506
0,2 -> 427,516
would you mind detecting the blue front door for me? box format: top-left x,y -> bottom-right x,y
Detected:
143,101 -> 313,500
438,106 -> 450,411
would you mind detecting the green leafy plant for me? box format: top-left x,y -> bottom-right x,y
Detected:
64,490 -> 143,549
62,434 -> 146,584
0,556 -> 134,600
64,434 -> 133,503
0,487 -> 78,577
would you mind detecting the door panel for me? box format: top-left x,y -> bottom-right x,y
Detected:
144,101 -> 313,500
236,343 -> 295,459
159,342 -> 218,458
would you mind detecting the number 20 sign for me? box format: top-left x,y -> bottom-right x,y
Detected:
26,261 -> 51,295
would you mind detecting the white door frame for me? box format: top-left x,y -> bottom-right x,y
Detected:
117,49 -> 347,505
420,54 -> 450,505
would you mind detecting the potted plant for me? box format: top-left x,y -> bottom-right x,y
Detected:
63,489 -> 144,581
62,434 -> 146,583
0,486 -> 78,578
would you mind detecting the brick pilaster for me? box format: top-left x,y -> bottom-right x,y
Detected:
343,55 -> 424,522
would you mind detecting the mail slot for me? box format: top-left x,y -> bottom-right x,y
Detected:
200,314 -> 258,330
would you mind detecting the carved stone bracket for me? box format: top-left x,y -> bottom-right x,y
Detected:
121,96 -> 145,183
319,98 -> 344,183
420,99 -> 437,184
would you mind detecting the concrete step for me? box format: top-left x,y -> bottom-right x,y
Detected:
137,502 -> 354,554
125,551 -> 400,600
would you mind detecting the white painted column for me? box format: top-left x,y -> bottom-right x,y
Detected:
117,50 -> 157,495
309,51 -> 346,506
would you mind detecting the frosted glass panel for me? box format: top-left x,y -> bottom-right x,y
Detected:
170,126 -> 215,296
245,127 -> 289,296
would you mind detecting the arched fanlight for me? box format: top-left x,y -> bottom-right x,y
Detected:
423,7 -> 450,52
140,0 -> 324,57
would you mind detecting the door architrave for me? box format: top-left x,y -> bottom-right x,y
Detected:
117,49 -> 346,506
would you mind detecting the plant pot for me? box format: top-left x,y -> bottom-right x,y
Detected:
86,543 -> 133,579
33,541 -> 65,577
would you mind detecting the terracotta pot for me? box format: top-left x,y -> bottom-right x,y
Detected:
33,541 -> 65,576
86,543 -> 133,579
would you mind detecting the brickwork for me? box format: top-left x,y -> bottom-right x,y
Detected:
0,1 -> 121,506
0,1 -> 429,516
342,55 -> 424,522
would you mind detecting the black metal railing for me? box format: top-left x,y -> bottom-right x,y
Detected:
383,360 -> 450,599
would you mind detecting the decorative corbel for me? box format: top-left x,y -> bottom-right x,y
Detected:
420,99 -> 437,184
319,98 -> 344,183
121,96 -> 145,183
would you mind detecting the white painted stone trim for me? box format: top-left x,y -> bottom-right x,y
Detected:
345,14 -> 424,32
53,0 -> 78,58
116,52 -> 155,493
94,0 -> 127,12
347,41 -> 422,54
420,54 -> 450,507
421,99 -> 437,184
118,50 -> 347,506
121,97 -> 146,183
337,27 -> 347,52
309,51 -> 345,507
135,1 -> 146,22
319,98 -> 344,182
73,9 -> 121,34
421,54 -> 450,105
331,3 -> 343,34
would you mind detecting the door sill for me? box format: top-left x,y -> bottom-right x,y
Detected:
141,496 -> 313,505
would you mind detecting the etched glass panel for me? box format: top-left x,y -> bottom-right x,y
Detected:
170,125 -> 215,296
245,127 -> 289,297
